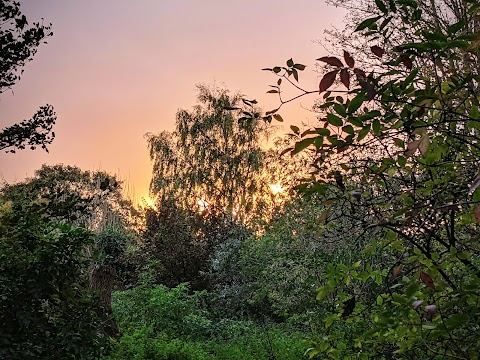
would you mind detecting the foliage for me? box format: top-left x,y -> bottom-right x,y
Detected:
142,200 -> 248,290
0,0 -> 56,153
255,0 -> 480,358
0,199 -> 112,359
146,84 -> 272,224
1,164 -> 139,231
105,282 -> 306,360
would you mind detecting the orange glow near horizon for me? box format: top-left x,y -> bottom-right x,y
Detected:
0,1 -> 346,200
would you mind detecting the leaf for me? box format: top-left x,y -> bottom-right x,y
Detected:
400,54 -> 413,69
319,70 -> 338,93
316,56 -> 344,67
293,63 -> 306,70
267,89 -> 278,94
290,125 -> 300,134
334,103 -> 347,117
355,16 -> 381,31
371,45 -> 385,58
292,68 -> 299,82
279,147 -> 293,157
448,20 -> 466,34
223,106 -> 239,111
391,264 -> 403,278
348,93 -> 365,114
319,207 -> 330,223
343,50 -> 355,67
418,134 -> 429,155
273,114 -> 283,122
405,139 -> 421,156
286,58 -> 294,67
475,204 -> 480,223
420,271 -> 435,289
340,68 -> 350,89
292,138 -> 315,155
361,82 -> 377,100
327,113 -> 343,127
354,68 -> 366,81
273,67 -> 282,73
375,0 -> 388,13
357,124 -> 371,141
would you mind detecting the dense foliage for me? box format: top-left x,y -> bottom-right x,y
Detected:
3,0 -> 480,359
0,201 -> 113,359
0,0 -> 56,153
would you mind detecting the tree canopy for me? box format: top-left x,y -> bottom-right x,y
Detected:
0,0 -> 56,153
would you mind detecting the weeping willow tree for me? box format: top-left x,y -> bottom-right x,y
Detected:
146,85 -> 274,224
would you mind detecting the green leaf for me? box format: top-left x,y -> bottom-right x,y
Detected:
372,119 -> 381,135
348,93 -> 365,114
357,124 -> 371,141
448,20 -> 466,34
376,295 -> 384,305
375,0 -> 388,13
355,16 -> 381,31
334,103 -> 347,117
287,58 -> 294,67
327,113 -> 343,127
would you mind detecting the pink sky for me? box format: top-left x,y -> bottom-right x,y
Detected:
0,0 -> 346,203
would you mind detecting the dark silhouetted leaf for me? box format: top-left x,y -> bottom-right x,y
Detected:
361,82 -> 376,100
317,56 -> 344,67
371,45 -> 385,58
292,137 -> 315,155
319,70 -> 338,93
287,58 -> 294,67
340,68 -> 350,89
290,125 -> 300,134
273,114 -> 284,122
355,16 -> 381,31
293,63 -> 306,70
354,68 -> 366,81
400,54 -> 413,69
343,51 -> 355,67
375,0 -> 388,13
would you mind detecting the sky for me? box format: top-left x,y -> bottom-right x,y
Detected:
0,0 -> 346,203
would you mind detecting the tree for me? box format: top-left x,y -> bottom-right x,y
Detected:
0,0 -> 56,153
254,0 -> 480,357
0,164 -> 139,231
0,200 -> 113,359
146,84 -> 272,224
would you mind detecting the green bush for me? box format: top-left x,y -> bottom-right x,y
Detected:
106,282 -> 306,359
0,200 -> 112,359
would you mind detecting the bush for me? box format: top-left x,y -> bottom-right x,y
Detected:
0,200 -> 112,359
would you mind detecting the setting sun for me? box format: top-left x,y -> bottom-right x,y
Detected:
269,183 -> 284,195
